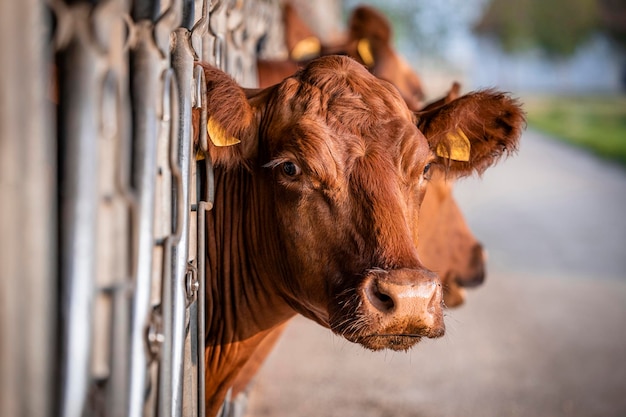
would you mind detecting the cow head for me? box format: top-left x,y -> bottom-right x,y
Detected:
197,56 -> 523,352
279,3 -> 425,111
327,5 -> 425,110
262,4 -> 496,308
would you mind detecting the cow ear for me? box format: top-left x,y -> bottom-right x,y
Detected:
283,3 -> 321,61
193,62 -> 265,168
415,90 -> 525,177
420,81 -> 461,112
348,5 -> 392,44
347,6 -> 391,67
346,6 -> 425,109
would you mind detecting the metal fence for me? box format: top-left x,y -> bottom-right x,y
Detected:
0,0 -> 279,416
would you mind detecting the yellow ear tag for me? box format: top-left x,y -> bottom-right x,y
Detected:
436,128 -> 471,162
207,117 -> 241,147
290,36 -> 322,61
357,38 -> 375,67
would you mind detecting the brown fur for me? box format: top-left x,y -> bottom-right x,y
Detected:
257,59 -> 301,90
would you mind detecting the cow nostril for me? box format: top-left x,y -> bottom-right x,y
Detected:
375,290 -> 394,310
365,282 -> 395,313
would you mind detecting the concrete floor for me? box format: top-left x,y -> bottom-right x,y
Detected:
245,130 -> 626,417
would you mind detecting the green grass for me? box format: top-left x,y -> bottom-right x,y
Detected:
523,94 -> 626,167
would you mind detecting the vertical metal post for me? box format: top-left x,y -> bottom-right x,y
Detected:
147,67 -> 178,417
56,4 -> 104,416
194,64 -> 213,417
0,0 -> 56,416
127,12 -> 167,417
159,69 -> 184,417
55,0 -> 133,415
160,25 -> 195,417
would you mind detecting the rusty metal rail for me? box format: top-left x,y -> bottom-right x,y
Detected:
1,0 -> 278,416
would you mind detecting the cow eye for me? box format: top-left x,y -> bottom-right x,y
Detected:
282,161 -> 301,177
423,163 -> 431,177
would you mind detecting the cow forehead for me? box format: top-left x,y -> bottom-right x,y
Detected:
274,56 -> 414,127
265,56 -> 427,164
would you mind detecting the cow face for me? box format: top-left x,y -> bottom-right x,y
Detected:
265,3 -> 492,308
262,76 -> 440,351
198,56 -> 524,352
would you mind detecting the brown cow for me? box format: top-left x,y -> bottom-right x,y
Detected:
223,82 -> 471,415
259,4 -> 425,110
197,56 -> 524,416
219,84 -> 491,415
224,8 -> 498,414
334,5 -> 426,110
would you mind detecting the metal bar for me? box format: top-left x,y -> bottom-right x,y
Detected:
148,1 -> 184,416
56,4 -> 104,416
95,3 -> 134,413
144,66 -> 177,417
191,0 -> 210,60
183,108 -> 200,417
208,0 -> 228,70
0,0 -> 56,416
184,267 -> 200,417
160,26 -> 196,417
197,201 -> 208,417
197,77 -> 212,417
158,65 -> 185,417
127,19 -> 165,417
191,60 -> 211,417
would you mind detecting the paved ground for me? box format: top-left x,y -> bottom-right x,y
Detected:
245,130 -> 626,417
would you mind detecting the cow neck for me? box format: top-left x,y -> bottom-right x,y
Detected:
205,164 -> 295,342
204,164 -> 295,415
204,331 -> 275,417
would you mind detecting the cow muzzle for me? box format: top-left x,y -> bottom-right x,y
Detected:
456,243 -> 487,288
332,268 -> 445,351
444,243 -> 487,308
